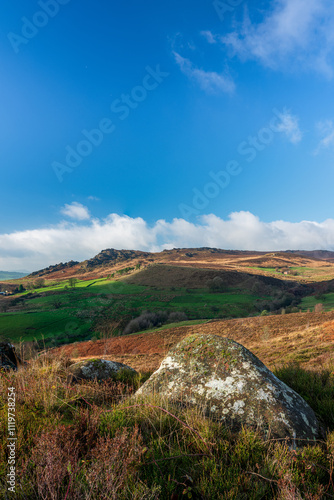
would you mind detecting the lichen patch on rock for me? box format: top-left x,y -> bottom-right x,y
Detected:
136,333 -> 319,442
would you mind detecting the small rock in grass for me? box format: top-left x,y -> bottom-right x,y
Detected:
0,342 -> 22,371
68,358 -> 137,383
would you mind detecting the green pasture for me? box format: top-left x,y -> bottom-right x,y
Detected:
247,266 -> 281,274
0,277 -> 270,347
0,311 -> 92,344
300,292 -> 334,312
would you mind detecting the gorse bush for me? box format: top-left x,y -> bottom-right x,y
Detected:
275,363 -> 334,430
1,355 -> 334,498
123,310 -> 188,335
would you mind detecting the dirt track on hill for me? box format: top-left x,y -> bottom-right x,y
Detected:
52,311 -> 334,373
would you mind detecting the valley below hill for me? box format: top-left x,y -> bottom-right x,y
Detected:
1,246 -> 334,369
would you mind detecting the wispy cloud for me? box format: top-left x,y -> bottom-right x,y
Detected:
220,0 -> 334,76
315,120 -> 334,153
60,202 -> 91,221
173,51 -> 235,94
200,30 -> 217,45
1,212 -> 334,272
275,109 -> 303,144
87,196 -> 100,201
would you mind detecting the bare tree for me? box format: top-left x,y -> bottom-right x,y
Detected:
68,277 -> 78,288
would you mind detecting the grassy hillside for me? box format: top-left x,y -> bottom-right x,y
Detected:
124,263 -> 293,290
301,292 -> 334,312
0,273 -> 274,348
53,310 -> 334,374
1,262 -> 332,350
22,247 -> 334,284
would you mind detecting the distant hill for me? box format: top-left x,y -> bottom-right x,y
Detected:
287,250 -> 334,261
0,271 -> 28,281
125,263 -> 305,293
27,247 -> 334,284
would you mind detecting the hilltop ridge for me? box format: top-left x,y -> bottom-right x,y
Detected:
25,247 -> 334,284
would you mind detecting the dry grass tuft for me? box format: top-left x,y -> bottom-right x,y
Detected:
1,350 -> 334,498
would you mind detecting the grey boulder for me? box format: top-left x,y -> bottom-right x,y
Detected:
68,358 -> 137,382
136,334 -> 319,442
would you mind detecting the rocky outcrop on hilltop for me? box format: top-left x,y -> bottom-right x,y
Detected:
28,260 -> 79,278
82,249 -> 150,271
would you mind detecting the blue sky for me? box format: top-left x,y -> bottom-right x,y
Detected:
1,0 -> 334,271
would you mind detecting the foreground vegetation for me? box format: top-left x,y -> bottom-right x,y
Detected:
1,353 -> 334,499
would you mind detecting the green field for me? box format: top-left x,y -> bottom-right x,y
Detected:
0,278 -> 269,348
300,292 -> 334,312
0,311 -> 92,344
247,266 -> 281,274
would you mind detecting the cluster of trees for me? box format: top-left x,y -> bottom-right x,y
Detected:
123,310 -> 188,335
17,277 -> 78,293
108,264 -> 141,279
68,278 -> 77,288
206,276 -> 228,293
117,267 -> 134,276
255,291 -> 301,314
18,278 -> 45,291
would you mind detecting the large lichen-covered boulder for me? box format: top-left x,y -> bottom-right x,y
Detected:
136,334 -> 319,441
68,358 -> 137,383
0,343 -> 22,371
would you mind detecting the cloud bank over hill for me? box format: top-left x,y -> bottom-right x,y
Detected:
1,210 -> 334,272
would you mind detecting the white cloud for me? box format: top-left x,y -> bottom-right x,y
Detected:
200,30 -> 217,44
275,109 -> 303,144
60,202 -> 91,221
315,120 -> 334,153
221,0 -> 334,76
87,196 -> 100,201
1,212 -> 334,272
173,51 -> 235,94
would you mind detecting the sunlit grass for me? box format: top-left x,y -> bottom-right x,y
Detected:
1,355 -> 334,498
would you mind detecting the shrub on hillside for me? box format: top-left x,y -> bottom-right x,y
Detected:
34,278 -> 45,289
256,291 -> 300,314
123,310 -> 188,335
9,297 -> 25,307
314,303 -> 324,313
207,276 -> 227,293
275,364 -> 334,430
